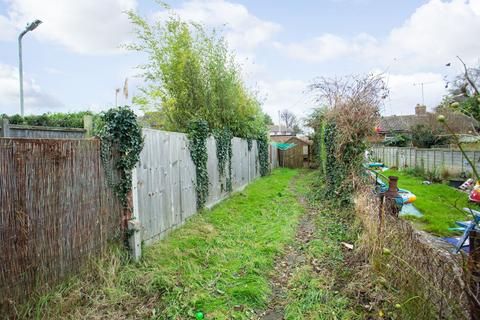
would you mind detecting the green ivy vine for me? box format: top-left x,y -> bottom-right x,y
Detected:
98,106 -> 144,208
324,121 -> 339,199
247,138 -> 253,151
323,121 -> 364,206
257,135 -> 270,176
214,128 -> 233,192
187,120 -> 210,209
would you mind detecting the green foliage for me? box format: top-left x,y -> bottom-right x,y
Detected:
97,106 -> 144,208
1,111 -> 95,128
306,107 -> 327,172
257,135 -> 270,176
384,133 -> 411,147
451,95 -> 480,122
324,122 -> 344,201
126,9 -> 267,140
187,120 -> 210,209
263,113 -> 274,126
247,138 -> 253,151
323,120 -> 367,206
410,124 -> 449,148
214,128 -> 233,192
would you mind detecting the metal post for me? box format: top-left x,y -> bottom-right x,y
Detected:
18,32 -> 25,116
17,20 -> 42,116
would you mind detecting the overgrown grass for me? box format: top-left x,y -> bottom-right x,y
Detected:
385,169 -> 474,236
18,168 -> 303,319
283,170 -> 362,320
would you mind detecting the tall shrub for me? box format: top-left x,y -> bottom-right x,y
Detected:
126,9 -> 267,140
310,74 -> 386,205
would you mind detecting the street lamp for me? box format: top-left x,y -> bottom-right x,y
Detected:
18,19 -> 42,116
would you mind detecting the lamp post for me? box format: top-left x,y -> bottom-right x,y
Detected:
18,19 -> 42,116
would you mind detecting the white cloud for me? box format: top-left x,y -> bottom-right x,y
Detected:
3,0 -> 137,54
159,0 -> 280,54
276,0 -> 480,70
0,15 -> 16,40
383,72 -> 447,115
0,63 -> 63,115
257,79 -> 313,122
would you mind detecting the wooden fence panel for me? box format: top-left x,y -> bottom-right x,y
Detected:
134,129 -> 271,245
0,138 -> 122,307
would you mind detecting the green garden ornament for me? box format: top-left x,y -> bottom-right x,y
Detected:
195,311 -> 204,319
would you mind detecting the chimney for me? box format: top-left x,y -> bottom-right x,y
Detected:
415,104 -> 427,116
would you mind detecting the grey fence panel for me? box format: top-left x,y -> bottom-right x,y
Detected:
1,123 -> 86,139
372,146 -> 480,175
135,129 -> 269,245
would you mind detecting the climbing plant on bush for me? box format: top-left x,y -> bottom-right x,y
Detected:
214,128 -> 233,192
187,120 -> 210,209
324,122 -> 340,198
97,106 -> 144,208
310,74 -> 386,206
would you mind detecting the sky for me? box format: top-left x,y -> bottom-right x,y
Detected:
1,0 -> 480,123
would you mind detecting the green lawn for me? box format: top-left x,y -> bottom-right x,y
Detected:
385,169 -> 476,236
19,168 -> 305,319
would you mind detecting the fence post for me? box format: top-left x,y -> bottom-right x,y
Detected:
83,115 -> 93,138
1,118 -> 9,137
128,167 -> 142,261
468,229 -> 480,320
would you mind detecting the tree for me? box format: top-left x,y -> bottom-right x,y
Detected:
280,109 -> 297,129
384,133 -> 410,147
410,124 -> 449,148
263,113 -> 274,125
443,57 -> 480,122
126,9 -> 267,139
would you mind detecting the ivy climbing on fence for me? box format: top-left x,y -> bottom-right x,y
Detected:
214,128 -> 233,192
187,120 -> 210,209
257,135 -> 270,177
98,106 -> 144,208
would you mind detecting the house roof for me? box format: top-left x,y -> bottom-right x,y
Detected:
379,110 -> 478,134
379,115 -> 423,132
271,135 -> 313,146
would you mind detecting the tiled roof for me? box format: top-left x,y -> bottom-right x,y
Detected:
379,111 -> 478,134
